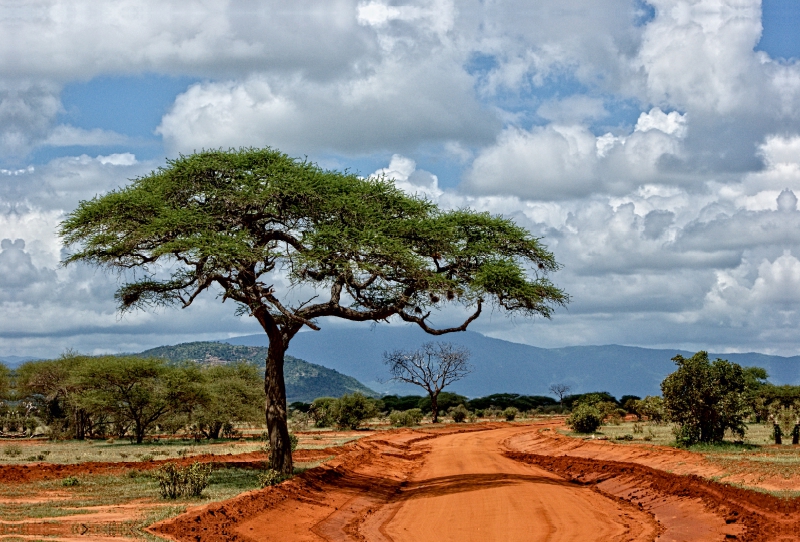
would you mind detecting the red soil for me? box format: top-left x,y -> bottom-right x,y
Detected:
149,422 -> 800,542
0,447 -> 341,484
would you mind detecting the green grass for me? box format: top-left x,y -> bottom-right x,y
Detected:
561,420 -> 800,490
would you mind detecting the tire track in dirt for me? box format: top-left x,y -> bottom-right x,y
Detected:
149,423 -> 800,542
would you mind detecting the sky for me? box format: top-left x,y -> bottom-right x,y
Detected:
2,0 -> 800,359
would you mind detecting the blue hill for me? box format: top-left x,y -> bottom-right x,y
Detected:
225,326 -> 800,398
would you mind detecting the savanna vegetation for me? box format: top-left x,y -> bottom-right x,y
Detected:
59,147 -> 567,473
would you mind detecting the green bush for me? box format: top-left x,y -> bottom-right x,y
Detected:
289,432 -> 299,451
332,393 -> 380,429
153,461 -> 213,499
154,463 -> 183,499
309,397 -> 338,427
450,404 -> 469,423
62,476 -> 80,487
502,407 -> 519,421
662,351 -> 748,445
258,468 -> 290,487
566,403 -> 603,433
389,408 -> 424,427
2,444 -> 21,457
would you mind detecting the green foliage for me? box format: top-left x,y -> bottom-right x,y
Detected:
60,146 -> 566,473
332,393 -> 380,429
141,342 -> 377,403
258,468 -> 290,487
661,351 -> 749,446
620,395 -> 641,414
502,407 -> 519,421
467,394 -> 557,411
381,395 -> 426,413
418,392 -> 469,415
289,432 -> 299,452
74,356 -> 206,444
449,404 -> 469,423
309,397 -> 339,428
154,461 -> 212,498
633,396 -> 666,423
192,362 -> 263,439
566,403 -> 603,433
566,392 -> 617,409
61,476 -> 80,487
3,444 -> 22,457
389,408 -> 424,427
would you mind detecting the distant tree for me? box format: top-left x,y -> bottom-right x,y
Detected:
75,357 -> 206,444
193,363 -> 264,439
619,395 -> 641,414
418,391 -> 469,417
384,342 -> 472,423
331,393 -> 381,429
380,395 -> 426,413
16,354 -> 95,439
309,397 -> 338,428
661,351 -> 748,445
549,383 -> 571,406
60,148 -> 567,473
467,393 -> 556,411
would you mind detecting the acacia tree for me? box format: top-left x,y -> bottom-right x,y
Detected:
549,383 -> 571,407
60,147 -> 567,473
383,342 -> 472,423
662,351 -> 748,445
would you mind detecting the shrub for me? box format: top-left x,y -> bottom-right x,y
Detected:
390,408 -> 424,427
289,432 -> 299,451
332,393 -> 380,429
154,463 -> 183,499
502,407 -> 519,421
450,404 -> 469,423
2,444 -> 21,457
62,476 -> 80,487
258,468 -> 289,487
566,403 -> 603,433
309,397 -> 338,427
183,462 -> 212,497
154,461 -> 212,499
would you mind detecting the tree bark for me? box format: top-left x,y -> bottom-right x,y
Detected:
265,343 -> 292,474
430,391 -> 440,423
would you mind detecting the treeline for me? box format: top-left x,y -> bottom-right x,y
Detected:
0,354 -> 263,443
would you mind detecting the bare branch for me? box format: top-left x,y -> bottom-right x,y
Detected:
398,299 -> 482,335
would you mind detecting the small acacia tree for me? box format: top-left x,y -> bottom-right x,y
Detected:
549,383 -> 571,407
383,342 -> 472,423
662,351 -> 748,445
60,148 -> 567,473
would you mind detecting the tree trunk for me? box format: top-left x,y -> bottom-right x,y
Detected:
265,343 -> 293,474
773,424 -> 782,445
430,391 -> 440,423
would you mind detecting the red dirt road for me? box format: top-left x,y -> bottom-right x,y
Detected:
153,422 -> 800,541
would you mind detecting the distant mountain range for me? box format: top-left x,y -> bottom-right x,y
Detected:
224,326 -> 800,398
138,342 -> 377,403
0,356 -> 36,368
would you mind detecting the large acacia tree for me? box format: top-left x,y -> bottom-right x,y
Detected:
61,148 -> 567,473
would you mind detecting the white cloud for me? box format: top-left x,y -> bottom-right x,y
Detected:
43,125 -> 129,147
634,107 -> 687,137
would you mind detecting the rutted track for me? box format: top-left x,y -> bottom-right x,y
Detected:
150,423 -> 800,541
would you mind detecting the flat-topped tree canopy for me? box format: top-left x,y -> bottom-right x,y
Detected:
60,147 -> 568,473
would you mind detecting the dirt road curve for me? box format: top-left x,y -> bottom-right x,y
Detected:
152,423 -> 798,542
367,427 -> 656,541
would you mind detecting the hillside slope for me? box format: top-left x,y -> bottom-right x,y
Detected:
226,326 -> 800,398
138,341 -> 377,403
